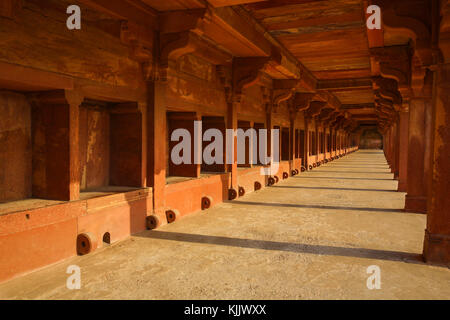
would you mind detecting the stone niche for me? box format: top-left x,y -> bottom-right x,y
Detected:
167,112 -> 199,178
0,91 -> 32,202
281,127 -> 290,161
79,99 -> 143,193
201,116 -> 226,173
295,129 -> 306,164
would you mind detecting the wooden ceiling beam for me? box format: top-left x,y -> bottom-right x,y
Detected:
208,0 -> 269,7
206,6 -> 272,57
78,0 -> 158,29
317,78 -> 373,90
341,103 -> 375,109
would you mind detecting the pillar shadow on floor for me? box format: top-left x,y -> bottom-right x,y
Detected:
137,230 -> 425,265
324,166 -> 391,173
271,185 -> 399,193
302,171 -> 391,174
293,176 -> 394,181
329,162 -> 388,164
231,200 -> 407,213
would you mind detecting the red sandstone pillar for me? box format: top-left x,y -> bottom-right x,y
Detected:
138,102 -> 148,188
249,120 -> 255,167
388,126 -> 394,169
388,125 -> 393,169
404,95 -> 430,213
394,118 -> 400,179
423,62 -> 450,265
423,89 -> 434,200
391,124 -> 396,169
147,80 -> 167,217
390,120 -> 399,177
289,113 -> 296,168
65,90 -> 83,201
397,108 -> 409,191
228,98 -> 238,187
315,122 -> 320,158
304,116 -> 311,168
330,127 -> 336,157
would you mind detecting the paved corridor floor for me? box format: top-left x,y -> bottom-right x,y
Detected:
1,150 -> 449,299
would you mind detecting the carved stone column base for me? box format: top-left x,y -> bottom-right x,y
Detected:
404,195 -> 427,213
423,230 -> 450,267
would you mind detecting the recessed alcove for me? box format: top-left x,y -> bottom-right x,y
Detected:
167,112 -> 199,180
78,99 -> 143,200
0,90 -> 32,205
281,127 -> 290,161
254,122 -> 265,166
295,129 -> 305,165
201,116 -> 226,174
237,120 -> 253,168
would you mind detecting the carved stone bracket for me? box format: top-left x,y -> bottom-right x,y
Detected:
272,79 -> 298,113
370,45 -> 412,87
305,101 -> 327,119
291,92 -> 315,112
121,21 -> 154,63
318,108 -> 335,123
326,111 -> 340,126
331,114 -> 345,129
373,0 -> 433,67
371,0 -> 435,111
232,57 -> 271,103
139,9 -> 214,81
373,76 -> 403,106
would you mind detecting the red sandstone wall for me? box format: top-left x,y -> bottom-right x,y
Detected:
295,113 -> 306,130
273,101 -> 291,127
0,0 -> 142,88
32,103 -> 72,201
0,91 -> 32,202
359,128 -> 383,149
167,55 -> 227,116
79,106 -> 110,191
165,174 -> 230,217
0,188 -> 151,283
239,85 -> 266,123
110,113 -> 142,187
0,0 -> 359,284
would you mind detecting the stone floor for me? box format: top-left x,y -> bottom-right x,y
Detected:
1,150 -> 449,299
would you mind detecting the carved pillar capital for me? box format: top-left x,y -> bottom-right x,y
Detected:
65,89 -> 85,107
